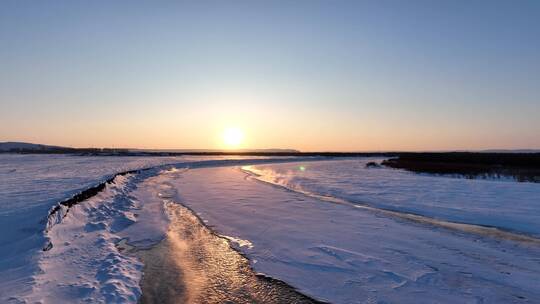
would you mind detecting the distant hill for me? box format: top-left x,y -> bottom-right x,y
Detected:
0,142 -> 70,152
0,142 -> 300,155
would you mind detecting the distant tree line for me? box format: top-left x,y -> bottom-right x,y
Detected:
382,152 -> 540,183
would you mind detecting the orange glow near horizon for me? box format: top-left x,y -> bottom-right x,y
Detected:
1,3 -> 540,153
1,98 -> 538,152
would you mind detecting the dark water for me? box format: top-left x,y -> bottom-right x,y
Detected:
136,203 -> 320,304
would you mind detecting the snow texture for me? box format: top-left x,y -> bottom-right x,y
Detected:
2,155 -> 540,303
246,158 -> 540,237
168,166 -> 540,303
0,155 -> 314,302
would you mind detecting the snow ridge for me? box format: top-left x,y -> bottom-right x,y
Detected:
242,164 -> 540,243
25,174 -> 145,303
43,169 -> 143,251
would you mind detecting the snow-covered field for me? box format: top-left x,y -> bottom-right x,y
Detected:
169,165 -> 540,303
1,155 -> 539,303
0,154 -> 191,299
246,159 -> 540,237
0,154 -> 310,302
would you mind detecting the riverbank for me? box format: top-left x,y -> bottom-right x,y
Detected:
382,152 -> 540,182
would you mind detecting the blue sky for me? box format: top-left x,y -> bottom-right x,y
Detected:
1,1 -> 539,150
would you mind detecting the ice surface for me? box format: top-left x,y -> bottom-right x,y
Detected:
246,158 -> 540,237
166,166 -> 540,303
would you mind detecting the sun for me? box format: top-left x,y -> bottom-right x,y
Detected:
222,127 -> 245,148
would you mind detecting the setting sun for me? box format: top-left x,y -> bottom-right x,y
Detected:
222,127 -> 245,148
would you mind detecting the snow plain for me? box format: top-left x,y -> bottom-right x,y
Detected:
2,155 -> 539,303
0,154 -> 314,302
247,158 -> 540,237
170,165 -> 540,303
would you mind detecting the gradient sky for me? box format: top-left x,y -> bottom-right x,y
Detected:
1,1 -> 539,151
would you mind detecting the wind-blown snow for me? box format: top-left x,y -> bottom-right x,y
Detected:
246,158 -> 540,237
